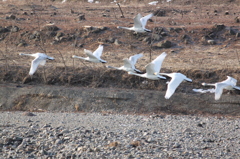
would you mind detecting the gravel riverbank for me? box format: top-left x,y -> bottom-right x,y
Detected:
0,111 -> 239,158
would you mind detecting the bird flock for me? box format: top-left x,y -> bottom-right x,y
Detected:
19,11 -> 240,100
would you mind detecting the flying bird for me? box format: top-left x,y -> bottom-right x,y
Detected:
117,13 -> 153,33
128,52 -> 167,80
201,76 -> 240,100
19,53 -> 54,76
148,1 -> 158,5
106,53 -> 143,73
157,72 -> 192,99
72,44 -> 107,63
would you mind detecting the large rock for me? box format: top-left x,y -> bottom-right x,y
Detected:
154,27 -> 168,36
78,14 -> 86,21
155,40 -> 173,48
153,9 -> 166,16
41,25 -> 60,31
0,27 -> 9,33
212,24 -> 225,32
29,31 -> 41,40
7,26 -> 19,32
5,14 -> 16,20
229,28 -> 237,35
152,34 -> 163,41
45,31 -> 57,37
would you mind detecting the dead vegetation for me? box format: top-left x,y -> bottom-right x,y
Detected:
0,0 -> 240,90
1,65 -> 240,96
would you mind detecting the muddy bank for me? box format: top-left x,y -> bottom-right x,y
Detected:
0,83 -> 240,116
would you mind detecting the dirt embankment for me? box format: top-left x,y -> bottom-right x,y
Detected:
0,82 -> 240,116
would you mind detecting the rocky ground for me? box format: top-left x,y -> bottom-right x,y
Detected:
0,111 -> 240,158
0,0 -> 240,104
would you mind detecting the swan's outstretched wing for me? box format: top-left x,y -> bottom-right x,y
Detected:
29,57 -> 43,75
84,49 -> 93,55
165,75 -> 184,99
226,76 -> 237,86
129,53 -> 143,66
93,45 -> 104,59
123,58 -> 133,69
208,88 -> 216,93
133,13 -> 143,29
221,76 -> 235,85
140,13 -> 153,28
40,60 -> 46,66
145,63 -> 155,75
150,52 -> 167,73
215,83 -> 225,100
185,77 -> 192,82
84,49 -> 99,60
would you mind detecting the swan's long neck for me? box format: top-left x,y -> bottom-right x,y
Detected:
158,73 -> 171,79
185,77 -> 192,82
19,53 -> 34,57
106,65 -> 120,70
157,74 -> 167,80
144,28 -> 151,32
117,26 -> 133,31
100,59 -> 107,63
128,71 -> 144,78
72,55 -> 86,60
159,73 -> 170,77
134,68 -> 143,74
202,83 -> 215,87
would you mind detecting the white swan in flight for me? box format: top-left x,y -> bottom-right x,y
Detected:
201,76 -> 240,100
117,13 -> 153,33
72,44 -> 107,63
128,52 -> 167,80
19,53 -> 54,76
106,53 -> 143,73
148,1 -> 158,5
156,72 -> 192,99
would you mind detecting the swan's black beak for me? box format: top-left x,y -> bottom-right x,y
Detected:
144,29 -> 152,33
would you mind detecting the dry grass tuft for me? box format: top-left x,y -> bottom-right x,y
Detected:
1,65 -> 240,92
